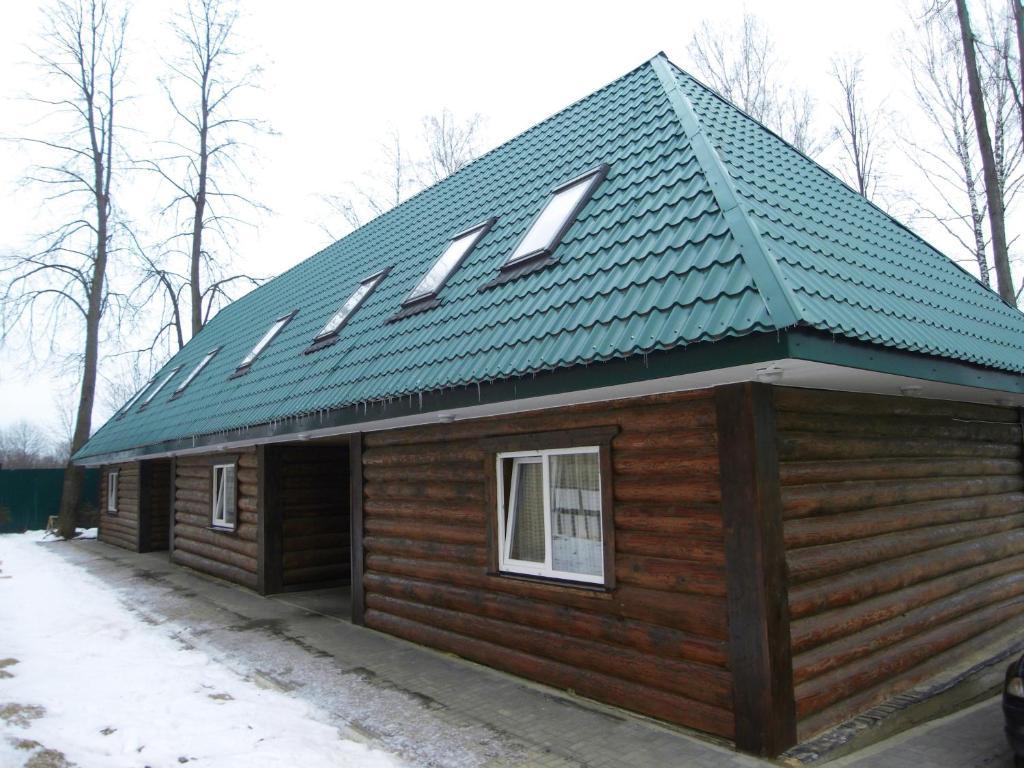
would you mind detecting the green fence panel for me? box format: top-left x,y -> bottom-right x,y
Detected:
0,469 -> 100,533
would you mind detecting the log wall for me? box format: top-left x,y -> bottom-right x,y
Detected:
171,448 -> 260,589
775,387 -> 1024,739
99,462 -> 140,550
358,390 -> 735,739
277,444 -> 350,589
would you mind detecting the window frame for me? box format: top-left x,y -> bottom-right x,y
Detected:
307,268 -> 390,353
482,426 -> 617,590
138,365 -> 182,411
115,379 -> 155,420
106,469 -> 119,515
171,347 -> 221,399
390,218 -> 496,322
210,462 -> 238,531
481,164 -> 608,291
230,310 -> 297,378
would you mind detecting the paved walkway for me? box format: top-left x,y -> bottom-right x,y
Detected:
55,539 -> 763,768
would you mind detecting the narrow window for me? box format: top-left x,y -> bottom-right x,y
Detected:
138,366 -> 182,410
115,379 -> 154,420
308,269 -> 389,352
232,311 -> 296,378
497,446 -> 605,584
391,219 -> 495,321
506,165 -> 608,267
172,348 -> 221,398
211,464 -> 237,530
106,470 -> 119,514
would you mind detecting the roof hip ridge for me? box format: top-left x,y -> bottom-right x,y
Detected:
650,53 -> 803,330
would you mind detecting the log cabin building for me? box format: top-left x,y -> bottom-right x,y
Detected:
75,54 -> 1024,756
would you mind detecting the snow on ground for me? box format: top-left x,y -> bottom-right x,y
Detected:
0,531 -> 404,768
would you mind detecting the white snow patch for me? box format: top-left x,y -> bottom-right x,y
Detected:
0,532 -> 403,768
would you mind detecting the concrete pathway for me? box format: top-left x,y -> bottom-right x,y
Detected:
54,539 -> 764,768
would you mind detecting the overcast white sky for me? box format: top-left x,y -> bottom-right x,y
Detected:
0,0 -> 1017,442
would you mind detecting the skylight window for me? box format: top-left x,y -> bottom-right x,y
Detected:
115,379 -> 154,419
172,347 -> 221,398
506,164 -> 608,266
403,219 -> 495,307
232,311 -> 296,377
308,269 -> 389,352
138,366 -> 182,410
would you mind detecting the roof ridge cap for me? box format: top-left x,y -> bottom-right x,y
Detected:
650,54 -> 803,329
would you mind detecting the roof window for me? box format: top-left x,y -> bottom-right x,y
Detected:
138,365 -> 182,410
307,269 -> 389,352
171,347 -> 221,398
391,219 -> 495,321
231,311 -> 296,378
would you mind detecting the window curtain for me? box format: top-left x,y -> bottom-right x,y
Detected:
509,460 -> 544,562
549,453 -> 602,576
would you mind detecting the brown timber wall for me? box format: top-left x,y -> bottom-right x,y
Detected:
99,462 -> 140,550
775,387 -> 1024,739
171,449 -> 260,589
359,390 -> 735,739
278,444 -> 350,589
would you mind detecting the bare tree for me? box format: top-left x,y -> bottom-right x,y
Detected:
830,56 -> 881,199
902,8 -> 992,284
687,12 -> 822,155
0,421 -> 64,469
419,108 -> 482,183
319,110 -> 484,240
0,0 -> 129,537
139,0 -> 267,351
956,0 -> 1016,303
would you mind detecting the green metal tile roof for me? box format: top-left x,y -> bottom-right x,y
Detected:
76,54 -> 1024,461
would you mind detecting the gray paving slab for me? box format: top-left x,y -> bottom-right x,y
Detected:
55,539 -> 766,768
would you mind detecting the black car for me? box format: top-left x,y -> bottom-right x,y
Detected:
1004,654 -> 1024,764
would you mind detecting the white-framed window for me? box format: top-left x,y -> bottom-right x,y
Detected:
314,269 -> 388,343
106,470 -> 119,514
173,348 -> 220,397
211,463 -> 237,530
496,446 -> 605,584
138,365 -> 182,410
505,164 -> 608,265
233,311 -> 296,376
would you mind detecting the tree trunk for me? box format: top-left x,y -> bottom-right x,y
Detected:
1012,0 -> 1024,141
189,49 -> 211,338
957,0 -> 1015,304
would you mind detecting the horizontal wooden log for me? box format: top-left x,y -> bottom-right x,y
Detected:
363,554 -> 728,639
362,444 -> 484,467
99,531 -> 137,550
780,457 -> 1023,486
364,479 -> 485,503
613,429 -> 717,452
792,553 -> 1024,653
784,493 -> 1024,549
774,387 -> 1018,423
282,532 -> 349,552
616,555 -> 726,596
776,409 -> 1022,444
797,614 -> 1024,740
367,592 -> 732,709
172,549 -> 258,589
282,548 -> 346,569
789,529 -> 1024,619
614,509 -> 723,538
173,535 -> 257,573
364,518 -> 483,545
794,571 -> 1024,685
614,475 -> 721,504
363,498 -> 482,525
363,570 -> 727,667
787,513 -> 1024,584
282,517 -> 347,538
364,609 -> 734,739
237,451 -> 258,469
363,462 -> 478,484
238,481 -> 258,499
363,394 -> 715,449
612,451 -> 718,478
175,476 -> 210,493
175,526 -> 259,558
795,595 -> 1024,718
175,465 -> 211,480
616,530 -> 725,564
782,475 -> 1023,519
363,536 -> 486,566
236,468 -> 259,485
778,432 -> 1018,461
175,488 -> 209,505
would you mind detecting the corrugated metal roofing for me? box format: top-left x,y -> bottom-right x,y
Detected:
76,54 -> 1024,460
